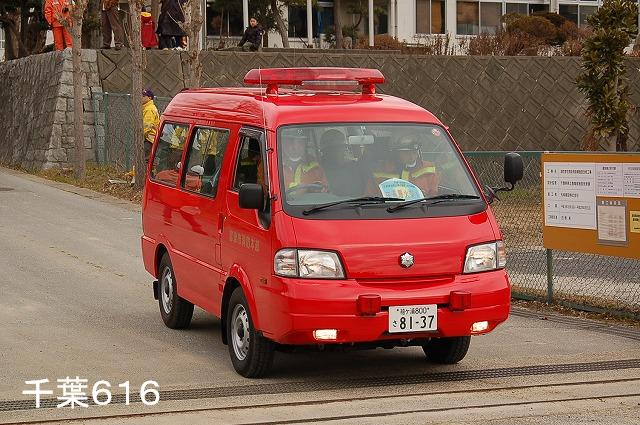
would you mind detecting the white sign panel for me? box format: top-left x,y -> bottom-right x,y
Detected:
544,162 -> 596,230
596,163 -> 624,197
623,163 -> 640,198
597,199 -> 627,245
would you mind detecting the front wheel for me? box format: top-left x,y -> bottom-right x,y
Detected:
226,287 -> 275,378
422,336 -> 470,364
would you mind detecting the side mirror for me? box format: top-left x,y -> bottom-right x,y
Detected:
239,183 -> 264,210
504,152 -> 523,186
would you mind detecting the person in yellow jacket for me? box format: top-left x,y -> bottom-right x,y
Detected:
142,88 -> 160,163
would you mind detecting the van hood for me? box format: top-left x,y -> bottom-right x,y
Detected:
291,212 -> 497,279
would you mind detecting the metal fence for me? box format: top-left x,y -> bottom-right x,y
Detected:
466,152 -> 640,319
94,92 -> 172,170
95,92 -> 640,319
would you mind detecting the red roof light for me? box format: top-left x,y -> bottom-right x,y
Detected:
243,67 -> 385,94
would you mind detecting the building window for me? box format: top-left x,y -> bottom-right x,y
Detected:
206,1 -> 243,37
416,0 -> 446,34
457,1 -> 479,35
506,3 -> 528,15
0,27 -> 5,50
578,5 -> 598,26
457,1 -> 502,35
559,3 -> 598,27
480,2 -> 502,34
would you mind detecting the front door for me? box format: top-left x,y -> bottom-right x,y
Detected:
220,127 -> 273,330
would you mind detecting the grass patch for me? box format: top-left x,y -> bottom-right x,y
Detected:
36,163 -> 142,203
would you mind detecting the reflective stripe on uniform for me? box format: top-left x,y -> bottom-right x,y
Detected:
289,161 -> 319,188
411,166 -> 436,179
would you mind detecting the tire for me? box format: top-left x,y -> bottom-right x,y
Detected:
158,253 -> 194,329
226,287 -> 275,378
422,336 -> 471,364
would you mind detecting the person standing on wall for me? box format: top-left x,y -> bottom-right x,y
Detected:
44,0 -> 73,51
141,6 -> 159,49
101,0 -> 125,50
156,0 -> 186,50
238,17 -> 264,52
142,89 -> 160,164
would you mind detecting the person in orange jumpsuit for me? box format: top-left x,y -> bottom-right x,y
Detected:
44,0 -> 73,51
374,135 -> 439,197
280,129 -> 327,195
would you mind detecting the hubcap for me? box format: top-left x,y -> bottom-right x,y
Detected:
231,304 -> 250,361
161,267 -> 174,315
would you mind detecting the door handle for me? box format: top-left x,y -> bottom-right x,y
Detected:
217,212 -> 225,235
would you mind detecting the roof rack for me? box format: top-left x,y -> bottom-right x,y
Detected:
243,67 -> 385,95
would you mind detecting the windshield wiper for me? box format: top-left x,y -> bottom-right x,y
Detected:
387,194 -> 481,213
302,197 -> 404,215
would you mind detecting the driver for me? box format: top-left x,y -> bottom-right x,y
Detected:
374,135 -> 439,196
281,128 -> 327,192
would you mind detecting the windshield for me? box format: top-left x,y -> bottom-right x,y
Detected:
276,123 -> 483,219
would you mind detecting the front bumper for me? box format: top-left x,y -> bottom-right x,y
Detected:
257,270 -> 511,345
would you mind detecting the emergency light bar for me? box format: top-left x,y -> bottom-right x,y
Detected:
243,68 -> 385,94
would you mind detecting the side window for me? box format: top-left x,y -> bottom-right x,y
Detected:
150,122 -> 189,186
182,127 -> 230,197
233,135 -> 264,190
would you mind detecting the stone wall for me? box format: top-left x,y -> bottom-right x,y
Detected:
98,51 -> 640,152
0,49 -> 102,169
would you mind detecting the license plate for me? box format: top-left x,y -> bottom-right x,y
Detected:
388,304 -> 438,333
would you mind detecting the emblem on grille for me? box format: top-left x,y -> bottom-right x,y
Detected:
399,252 -> 414,268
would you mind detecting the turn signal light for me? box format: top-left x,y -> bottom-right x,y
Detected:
313,329 -> 337,341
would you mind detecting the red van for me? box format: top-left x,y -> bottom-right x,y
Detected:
141,68 -> 523,378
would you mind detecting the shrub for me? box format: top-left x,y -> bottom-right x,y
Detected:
505,14 -> 561,45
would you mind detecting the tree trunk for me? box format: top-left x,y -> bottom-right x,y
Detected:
151,0 -> 160,26
181,0 -> 203,88
334,0 -> 343,49
1,13 -> 27,59
69,1 -> 88,179
605,133 -> 617,152
20,0 -> 28,48
270,0 -> 289,48
129,0 -> 146,189
634,34 -> 640,52
83,0 -> 102,48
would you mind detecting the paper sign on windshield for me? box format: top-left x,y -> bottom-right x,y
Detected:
379,178 -> 424,201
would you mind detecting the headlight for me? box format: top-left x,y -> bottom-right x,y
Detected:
274,249 -> 345,279
463,241 -> 506,273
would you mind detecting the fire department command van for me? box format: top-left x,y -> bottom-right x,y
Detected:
141,68 -> 523,378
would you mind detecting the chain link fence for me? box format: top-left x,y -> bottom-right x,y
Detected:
95,92 -> 640,318
94,92 -> 172,170
466,152 -> 640,319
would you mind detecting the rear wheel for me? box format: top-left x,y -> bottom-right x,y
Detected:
226,287 -> 275,378
422,336 -> 470,364
158,254 -> 194,329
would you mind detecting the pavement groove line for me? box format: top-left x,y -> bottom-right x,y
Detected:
1,359 -> 639,412
3,381 -> 639,425
242,393 -> 640,425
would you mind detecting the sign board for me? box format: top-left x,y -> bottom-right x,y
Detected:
542,152 -> 640,260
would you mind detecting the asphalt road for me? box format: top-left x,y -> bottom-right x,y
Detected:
1,167 -> 639,424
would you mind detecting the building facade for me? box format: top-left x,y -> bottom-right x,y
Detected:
204,0 -> 637,49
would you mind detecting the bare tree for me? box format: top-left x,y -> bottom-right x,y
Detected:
179,0 -> 204,87
128,0 -> 146,188
58,0 -> 89,179
334,0 -> 343,49
270,0 -> 289,48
